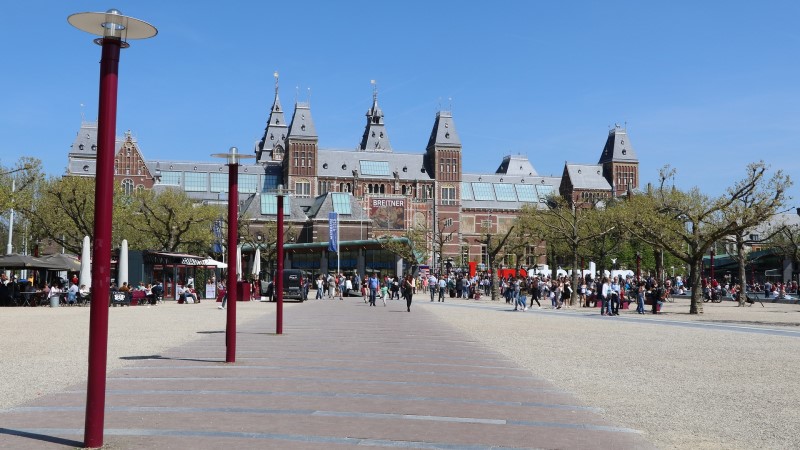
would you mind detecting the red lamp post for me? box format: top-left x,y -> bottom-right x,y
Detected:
212,147 -> 254,363
68,9 -> 156,448
276,184 -> 286,334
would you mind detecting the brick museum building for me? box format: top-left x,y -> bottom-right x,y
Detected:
67,78 -> 639,276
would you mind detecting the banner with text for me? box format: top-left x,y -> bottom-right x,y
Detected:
369,197 -> 406,230
328,212 -> 339,252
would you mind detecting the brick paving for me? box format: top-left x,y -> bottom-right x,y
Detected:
0,296 -> 655,449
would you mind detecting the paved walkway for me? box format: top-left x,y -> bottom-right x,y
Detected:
1,296 -> 654,449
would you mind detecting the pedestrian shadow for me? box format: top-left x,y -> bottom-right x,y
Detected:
196,330 -> 225,334
0,428 -> 83,447
119,355 -> 220,363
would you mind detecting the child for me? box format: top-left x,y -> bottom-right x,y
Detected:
380,282 -> 389,307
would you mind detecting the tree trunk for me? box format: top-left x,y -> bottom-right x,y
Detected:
570,246 -> 579,306
737,237 -> 747,306
689,258 -> 703,314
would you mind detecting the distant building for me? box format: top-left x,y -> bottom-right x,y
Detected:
67,77 -> 639,275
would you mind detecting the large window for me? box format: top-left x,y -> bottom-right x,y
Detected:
536,184 -> 555,202
184,172 -> 207,192
263,174 -> 279,191
471,182 -> 495,201
260,194 -> 291,215
359,160 -> 390,176
515,184 -> 538,202
121,179 -> 134,195
441,186 -> 457,205
331,192 -> 351,214
295,180 -> 310,197
159,171 -> 181,186
240,174 -> 258,193
461,181 -> 473,200
493,183 -> 516,202
210,173 -> 227,193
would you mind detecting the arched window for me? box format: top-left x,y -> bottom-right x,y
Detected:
121,179 -> 134,196
380,184 -> 385,194
401,185 -> 407,195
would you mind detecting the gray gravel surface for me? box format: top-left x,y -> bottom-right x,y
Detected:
4,296 -> 800,449
1,301 -> 272,411
422,297 -> 800,449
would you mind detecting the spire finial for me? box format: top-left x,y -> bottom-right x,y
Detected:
307,87 -> 312,105
273,71 -> 279,96
80,103 -> 85,122
370,79 -> 377,104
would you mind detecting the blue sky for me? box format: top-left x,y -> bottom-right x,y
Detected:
1,1 -> 799,205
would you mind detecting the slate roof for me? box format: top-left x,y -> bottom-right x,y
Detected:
564,163 -> 612,190
288,102 -> 317,140
240,192 -> 309,222
598,127 -> 638,164
317,149 -> 433,181
426,111 -> 461,149
495,155 -> 538,176
359,94 -> 392,152
255,88 -> 288,163
306,192 -> 370,221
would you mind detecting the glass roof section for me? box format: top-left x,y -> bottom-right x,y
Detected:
515,184 -> 538,202
461,182 -> 473,200
493,183 -> 517,202
331,192 -> 352,214
471,182 -> 495,201
535,184 -> 555,202
260,194 -> 291,215
359,160 -> 390,176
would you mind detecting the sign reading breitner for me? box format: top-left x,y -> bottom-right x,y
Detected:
370,198 -> 405,230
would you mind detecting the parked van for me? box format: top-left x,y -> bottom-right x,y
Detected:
262,269 -> 305,302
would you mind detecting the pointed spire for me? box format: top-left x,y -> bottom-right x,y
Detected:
598,125 -> 638,164
255,70 -> 289,163
426,110 -> 461,150
359,80 -> 392,152
288,101 -> 317,139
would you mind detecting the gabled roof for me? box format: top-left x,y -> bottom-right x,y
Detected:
495,155 -> 538,176
287,102 -> 317,140
564,163 -> 612,190
256,86 -> 289,163
359,92 -> 392,152
317,149 -> 433,181
426,111 -> 461,149
240,192 -> 309,222
598,126 -> 638,164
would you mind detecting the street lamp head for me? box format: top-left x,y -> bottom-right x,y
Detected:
68,9 -> 157,46
211,146 -> 254,166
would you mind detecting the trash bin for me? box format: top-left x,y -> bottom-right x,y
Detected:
50,296 -> 59,307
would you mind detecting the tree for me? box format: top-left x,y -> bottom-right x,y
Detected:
428,216 -> 455,275
378,224 -> 428,275
519,198 -> 617,305
475,220 -> 516,301
128,187 -> 222,253
240,216 -> 299,275
21,175 -> 130,255
0,157 -> 43,253
763,216 -> 800,293
623,163 -> 791,314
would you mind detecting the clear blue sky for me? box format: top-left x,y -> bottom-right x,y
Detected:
2,1 -> 799,205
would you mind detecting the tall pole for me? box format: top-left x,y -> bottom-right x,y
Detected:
6,178 -> 14,254
225,157 -> 239,362
83,36 -> 120,448
69,9 -> 157,448
710,248 -> 716,283
636,252 -> 641,282
276,185 -> 284,334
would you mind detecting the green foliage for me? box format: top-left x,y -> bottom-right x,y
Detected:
128,187 -> 222,253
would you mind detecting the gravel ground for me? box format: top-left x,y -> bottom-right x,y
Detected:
421,296 -> 800,449
3,295 -> 800,449
0,300 -> 275,411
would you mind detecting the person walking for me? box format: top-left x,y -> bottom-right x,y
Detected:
651,280 -> 664,314
315,275 -> 324,300
403,274 -> 414,312
368,273 -> 379,307
428,273 -> 438,302
438,276 -> 446,302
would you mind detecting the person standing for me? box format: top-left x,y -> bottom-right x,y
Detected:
403,274 -> 414,312
438,276 -> 446,302
651,281 -> 664,314
316,275 -> 324,300
428,273 -> 438,302
610,278 -> 620,315
636,281 -> 646,314
600,277 -> 611,316
368,273 -> 379,307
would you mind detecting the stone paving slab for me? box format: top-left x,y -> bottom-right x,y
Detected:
0,297 -> 656,449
